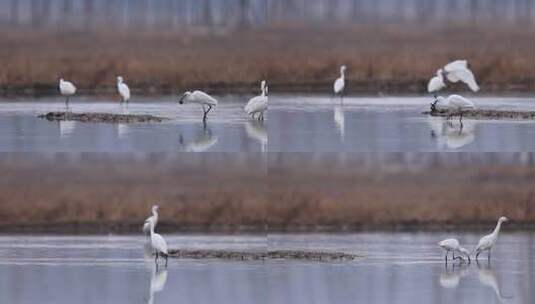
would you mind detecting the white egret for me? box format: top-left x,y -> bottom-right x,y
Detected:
474,216 -> 509,262
117,76 -> 131,103
427,70 -> 446,94
438,238 -> 471,263
427,60 -> 479,94
59,78 -> 76,107
178,90 -> 218,122
149,218 -> 168,267
432,94 -> 475,122
444,60 -> 480,92
333,65 -> 347,97
244,80 -> 268,120
143,205 -> 159,236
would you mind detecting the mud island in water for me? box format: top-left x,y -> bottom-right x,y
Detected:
425,108 -> 535,120
38,112 -> 167,123
168,249 -> 359,261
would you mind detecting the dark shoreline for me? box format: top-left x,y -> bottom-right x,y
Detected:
2,81 -> 535,97
1,222 -> 534,235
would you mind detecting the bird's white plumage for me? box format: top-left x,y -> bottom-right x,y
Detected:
180,90 -> 218,106
151,232 -> 168,256
427,60 -> 480,93
438,238 -> 470,261
245,80 -> 268,119
59,79 -> 76,96
444,60 -> 480,92
427,71 -> 446,93
143,205 -> 159,235
117,76 -> 131,102
474,216 -> 508,259
333,65 -> 346,94
434,94 -> 475,112
439,238 -> 461,251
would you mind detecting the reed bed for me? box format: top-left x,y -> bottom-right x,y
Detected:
2,25 -> 535,95
0,153 -> 533,233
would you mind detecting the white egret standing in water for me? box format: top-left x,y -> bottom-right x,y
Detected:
59,78 -> 76,108
149,218 -> 168,267
244,80 -> 268,120
474,216 -> 509,262
178,90 -> 218,122
438,238 -> 471,263
117,76 -> 131,103
333,65 -> 347,98
143,205 -> 159,236
431,94 -> 475,123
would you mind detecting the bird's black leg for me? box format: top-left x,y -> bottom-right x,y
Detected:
203,105 -> 212,122
476,250 -> 481,261
165,254 -> 168,267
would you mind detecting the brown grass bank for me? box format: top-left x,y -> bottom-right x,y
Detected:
0,153 -> 534,233
2,25 -> 535,95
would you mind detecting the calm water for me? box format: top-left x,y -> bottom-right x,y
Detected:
269,95 -> 535,152
0,232 -> 533,304
0,96 -> 266,152
2,95 -> 535,152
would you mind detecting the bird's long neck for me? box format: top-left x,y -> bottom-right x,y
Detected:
492,220 -> 503,238
340,69 -> 345,80
153,210 -> 158,221
150,222 -> 155,235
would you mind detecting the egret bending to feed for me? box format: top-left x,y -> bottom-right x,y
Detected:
427,60 -> 480,96
432,94 -> 475,123
59,78 -> 76,108
474,216 -> 509,262
149,219 -> 168,267
244,80 -> 268,120
438,238 -> 471,263
178,90 -> 218,122
333,65 -> 347,98
143,205 -> 159,236
117,76 -> 131,103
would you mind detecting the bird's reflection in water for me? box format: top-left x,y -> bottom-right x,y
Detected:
178,124 -> 218,152
117,123 -> 129,139
245,120 -> 267,152
333,104 -> 345,143
146,265 -> 168,304
476,262 -> 512,302
428,117 -> 476,149
58,121 -> 76,139
439,263 -> 469,289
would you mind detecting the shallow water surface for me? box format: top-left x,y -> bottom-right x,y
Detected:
2,95 -> 535,152
0,96 -> 266,152
0,232 -> 533,304
269,95 -> 535,152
